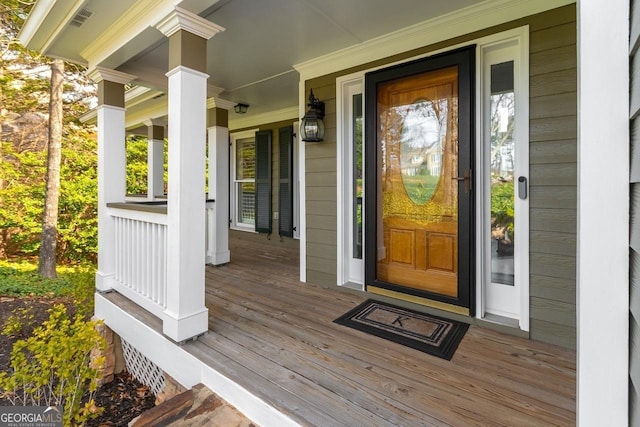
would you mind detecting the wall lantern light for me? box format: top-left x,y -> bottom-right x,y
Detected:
300,89 -> 325,142
234,103 -> 249,114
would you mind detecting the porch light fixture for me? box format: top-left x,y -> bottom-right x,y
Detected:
300,89 -> 325,142
234,103 -> 249,114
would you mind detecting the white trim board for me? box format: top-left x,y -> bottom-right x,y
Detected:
577,0 -> 629,424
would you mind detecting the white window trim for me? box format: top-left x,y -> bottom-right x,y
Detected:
230,129 -> 259,233
337,72 -> 365,288
293,121 -> 301,240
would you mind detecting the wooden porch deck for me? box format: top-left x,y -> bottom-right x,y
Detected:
194,238 -> 576,426
107,238 -> 576,426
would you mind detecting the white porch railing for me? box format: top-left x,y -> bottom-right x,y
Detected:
109,201 -> 216,320
111,206 -> 168,318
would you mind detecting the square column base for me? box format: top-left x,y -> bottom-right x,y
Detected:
96,271 -> 117,292
206,250 -> 230,266
162,307 -> 209,342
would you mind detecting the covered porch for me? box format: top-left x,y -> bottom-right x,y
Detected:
97,238 -> 576,426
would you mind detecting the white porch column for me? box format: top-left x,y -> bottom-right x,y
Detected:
206,102 -> 233,265
89,67 -> 137,292
577,1 -> 629,425
156,7 -> 224,342
144,119 -> 165,200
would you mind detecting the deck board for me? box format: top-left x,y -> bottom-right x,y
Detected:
111,238 -> 576,426
199,239 -> 576,426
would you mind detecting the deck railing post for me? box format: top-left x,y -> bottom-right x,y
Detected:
145,120 -> 165,200
206,105 -> 231,265
89,68 -> 137,293
156,7 -> 224,342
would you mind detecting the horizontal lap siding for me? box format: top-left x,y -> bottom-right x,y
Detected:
630,0 -> 640,422
304,5 -> 578,349
305,81 -> 338,286
528,9 -> 577,349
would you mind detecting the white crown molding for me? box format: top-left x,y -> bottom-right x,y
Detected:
207,98 -> 237,111
166,65 -> 209,79
229,106 -> 299,131
88,67 -> 137,84
125,87 -> 165,109
143,118 -> 167,127
125,85 -> 153,101
293,0 -> 574,80
156,6 -> 225,39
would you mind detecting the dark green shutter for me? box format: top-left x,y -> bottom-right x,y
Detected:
278,126 -> 294,237
255,130 -> 272,233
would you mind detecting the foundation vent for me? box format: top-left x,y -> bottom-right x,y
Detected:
70,8 -> 93,27
121,339 -> 165,396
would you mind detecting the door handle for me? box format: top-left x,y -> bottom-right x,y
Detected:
452,168 -> 472,193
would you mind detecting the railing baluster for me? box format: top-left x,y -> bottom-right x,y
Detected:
108,207 -> 169,318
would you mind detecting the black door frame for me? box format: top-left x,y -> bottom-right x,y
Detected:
364,45 -> 475,313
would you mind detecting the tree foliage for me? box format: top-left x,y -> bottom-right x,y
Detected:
0,124 -> 97,262
0,0 -> 98,264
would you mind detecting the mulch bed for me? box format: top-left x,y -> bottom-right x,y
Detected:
0,296 -> 155,426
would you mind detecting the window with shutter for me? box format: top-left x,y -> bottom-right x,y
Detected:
255,130 -> 272,233
279,126 -> 294,237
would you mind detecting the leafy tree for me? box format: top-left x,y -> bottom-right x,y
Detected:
0,124 -> 97,262
0,0 -> 98,265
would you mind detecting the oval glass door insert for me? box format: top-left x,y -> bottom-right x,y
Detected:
399,99 -> 446,205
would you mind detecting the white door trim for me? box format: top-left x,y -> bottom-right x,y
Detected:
336,72 -> 365,288
475,27 -> 530,331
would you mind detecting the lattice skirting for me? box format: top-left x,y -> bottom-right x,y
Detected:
121,339 -> 165,396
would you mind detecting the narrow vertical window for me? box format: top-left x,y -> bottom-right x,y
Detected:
489,61 -> 515,286
480,28 -> 529,330
353,93 -> 363,259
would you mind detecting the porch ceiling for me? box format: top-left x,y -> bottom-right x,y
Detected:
23,0 -> 484,119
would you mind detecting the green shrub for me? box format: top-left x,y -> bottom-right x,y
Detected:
66,268 -> 96,318
0,304 -> 105,426
1,306 -> 35,338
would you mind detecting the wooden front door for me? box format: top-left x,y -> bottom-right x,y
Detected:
365,47 -> 474,312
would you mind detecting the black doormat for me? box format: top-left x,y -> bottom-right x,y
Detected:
334,299 -> 468,360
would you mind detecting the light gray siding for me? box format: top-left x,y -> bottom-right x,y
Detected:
629,0 -> 640,422
304,5 -> 577,348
